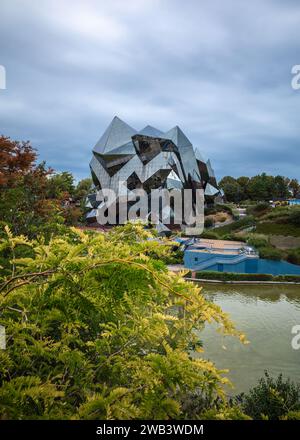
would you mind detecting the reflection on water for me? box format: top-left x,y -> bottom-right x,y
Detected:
196,284 -> 300,394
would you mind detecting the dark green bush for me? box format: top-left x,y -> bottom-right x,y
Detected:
200,231 -> 219,239
236,372 -> 300,420
213,216 -> 255,236
258,246 -> 282,261
289,209 -> 300,226
194,271 -> 274,282
286,249 -> 300,266
216,204 -> 233,215
276,274 -> 300,282
193,271 -> 300,282
204,207 -> 217,216
221,233 -> 242,241
246,235 -> 269,249
247,202 -> 270,216
204,218 -> 214,228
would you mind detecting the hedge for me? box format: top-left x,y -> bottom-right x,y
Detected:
189,271 -> 300,283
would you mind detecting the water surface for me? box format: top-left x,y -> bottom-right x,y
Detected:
196,284 -> 300,394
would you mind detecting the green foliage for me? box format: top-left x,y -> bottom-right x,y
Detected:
256,222 -> 300,237
219,173 -> 292,202
161,247 -> 184,264
289,178 -> 300,198
245,234 -> 269,249
205,204 -> 234,217
236,372 -> 300,420
0,376 -> 64,419
218,177 -> 243,203
0,136 -> 94,236
289,209 -> 300,226
263,206 -> 291,219
46,172 -> 75,199
195,271 -> 274,282
193,271 -> 300,282
0,223 -> 244,420
257,247 -> 282,261
204,218 -> 214,228
204,207 -> 217,216
200,231 -> 219,239
201,406 -> 251,420
74,178 -> 93,200
216,204 -> 234,216
252,206 -> 300,239
179,388 -> 251,420
247,202 -> 271,216
281,410 -> 300,420
245,233 -> 286,263
211,216 -> 255,236
286,249 -> 300,266
220,233 -> 242,241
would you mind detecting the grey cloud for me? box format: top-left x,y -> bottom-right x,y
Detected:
0,0 -> 300,181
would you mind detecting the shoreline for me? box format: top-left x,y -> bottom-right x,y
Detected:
185,277 -> 300,286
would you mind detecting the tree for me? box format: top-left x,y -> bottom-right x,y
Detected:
46,171 -> 75,199
0,224 -> 246,419
0,136 -> 37,187
289,179 -> 300,198
236,372 -> 300,420
236,176 -> 249,200
74,178 -> 93,201
247,174 -> 274,201
219,176 -> 243,202
219,173 -> 295,202
0,137 -> 63,237
273,175 -> 290,199
0,136 -> 89,236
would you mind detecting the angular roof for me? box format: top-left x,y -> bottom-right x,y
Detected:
91,117 -> 211,186
93,116 -> 137,154
194,147 -> 205,163
163,126 -> 192,149
97,141 -> 136,156
206,159 -> 215,178
138,125 -> 164,137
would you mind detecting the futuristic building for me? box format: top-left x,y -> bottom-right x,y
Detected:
87,116 -> 220,233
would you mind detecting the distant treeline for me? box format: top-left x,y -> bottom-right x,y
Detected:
219,174 -> 300,202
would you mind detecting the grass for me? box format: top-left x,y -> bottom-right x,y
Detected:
256,222 -> 300,237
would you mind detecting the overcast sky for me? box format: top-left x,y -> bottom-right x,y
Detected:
0,0 -> 300,181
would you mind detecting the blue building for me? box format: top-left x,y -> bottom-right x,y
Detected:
183,238 -> 300,276
289,199 -> 300,206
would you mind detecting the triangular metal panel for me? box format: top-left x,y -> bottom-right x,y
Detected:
205,183 -> 219,196
195,147 -> 205,163
93,116 -> 137,154
163,125 -> 192,149
138,125 -> 164,137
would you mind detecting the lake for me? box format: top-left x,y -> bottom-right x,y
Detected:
195,284 -> 300,395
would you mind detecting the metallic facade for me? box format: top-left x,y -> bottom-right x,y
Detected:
87,116 -> 220,231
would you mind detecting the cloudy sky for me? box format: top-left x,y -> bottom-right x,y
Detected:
0,0 -> 300,181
